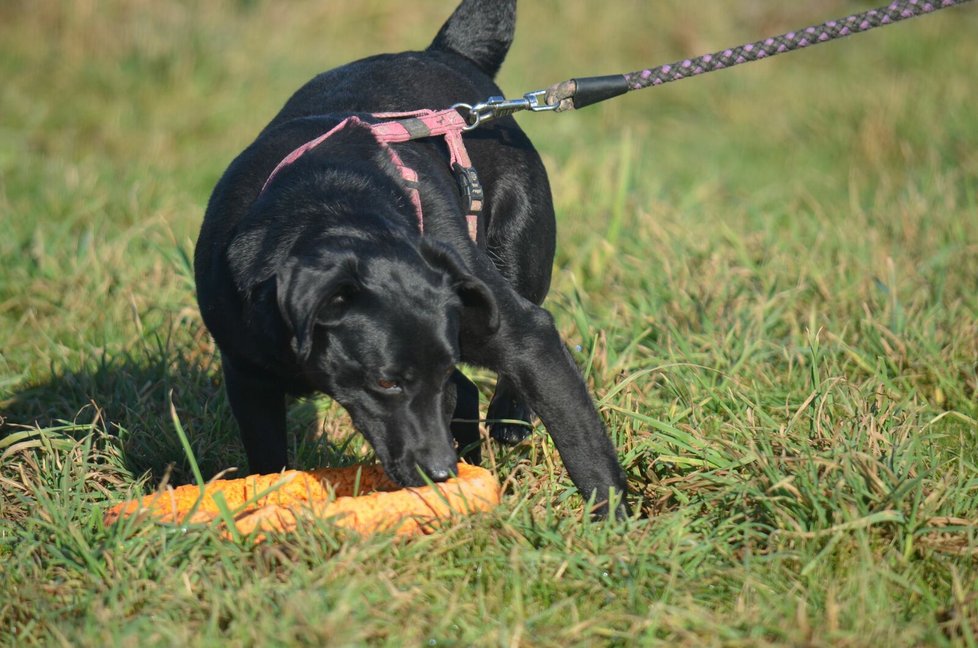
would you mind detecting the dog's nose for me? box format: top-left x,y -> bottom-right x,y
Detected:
407,444 -> 457,484
423,465 -> 453,483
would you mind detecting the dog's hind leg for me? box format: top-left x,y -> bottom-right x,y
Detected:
222,357 -> 289,475
448,369 -> 482,464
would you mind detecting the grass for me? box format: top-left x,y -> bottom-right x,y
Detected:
2,0 -> 977,644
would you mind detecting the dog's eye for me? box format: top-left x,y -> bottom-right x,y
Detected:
377,379 -> 401,392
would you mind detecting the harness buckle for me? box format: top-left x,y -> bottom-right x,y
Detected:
452,162 -> 484,242
453,163 -> 484,212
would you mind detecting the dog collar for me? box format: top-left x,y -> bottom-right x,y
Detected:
259,108 -> 483,242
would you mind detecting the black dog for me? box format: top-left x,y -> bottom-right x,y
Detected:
194,0 -> 627,516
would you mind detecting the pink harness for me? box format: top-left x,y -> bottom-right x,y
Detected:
260,108 -> 483,241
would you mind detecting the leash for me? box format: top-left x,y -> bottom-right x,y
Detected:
454,0 -> 974,127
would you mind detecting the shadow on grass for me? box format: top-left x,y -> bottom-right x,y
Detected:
1,350 -> 365,487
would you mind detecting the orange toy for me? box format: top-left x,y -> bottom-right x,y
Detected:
104,463 -> 499,539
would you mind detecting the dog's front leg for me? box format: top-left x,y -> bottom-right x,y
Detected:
464,304 -> 629,518
222,356 -> 288,475
421,242 -> 627,516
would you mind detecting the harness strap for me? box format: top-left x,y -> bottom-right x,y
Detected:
260,108 -> 484,242
371,109 -> 483,241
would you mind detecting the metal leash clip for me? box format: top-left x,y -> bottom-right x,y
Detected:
453,90 -> 558,131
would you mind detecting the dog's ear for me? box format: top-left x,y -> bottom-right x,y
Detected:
276,256 -> 359,362
420,240 -> 499,337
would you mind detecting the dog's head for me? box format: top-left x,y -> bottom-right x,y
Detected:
276,237 -> 498,486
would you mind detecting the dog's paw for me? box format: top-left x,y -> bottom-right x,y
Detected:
487,380 -> 535,445
489,420 -> 533,445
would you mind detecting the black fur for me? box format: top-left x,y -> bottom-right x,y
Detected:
194,0 -> 628,516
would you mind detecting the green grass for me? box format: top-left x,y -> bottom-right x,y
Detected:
2,0 -> 977,645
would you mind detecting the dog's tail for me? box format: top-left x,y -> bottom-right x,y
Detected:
427,0 -> 516,79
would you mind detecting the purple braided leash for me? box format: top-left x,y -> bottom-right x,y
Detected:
540,0 -> 974,112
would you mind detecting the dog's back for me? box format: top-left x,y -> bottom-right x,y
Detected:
265,0 -> 516,127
